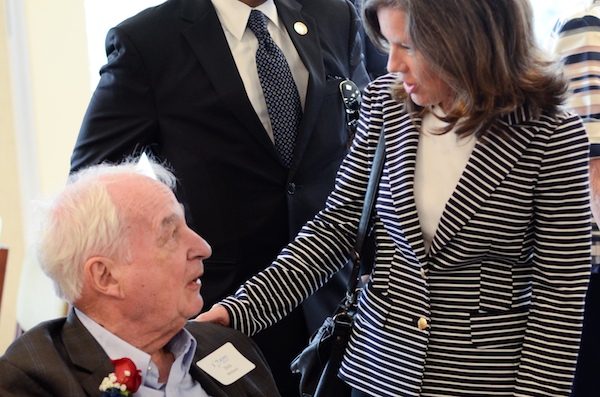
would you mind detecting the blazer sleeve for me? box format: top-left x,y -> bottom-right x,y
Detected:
71,25 -> 159,173
514,113 -> 591,396
218,78 -> 387,336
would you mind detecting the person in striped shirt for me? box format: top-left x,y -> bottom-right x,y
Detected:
550,2 -> 600,395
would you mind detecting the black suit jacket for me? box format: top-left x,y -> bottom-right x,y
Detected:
0,311 -> 281,396
70,0 -> 369,331
351,0 -> 388,79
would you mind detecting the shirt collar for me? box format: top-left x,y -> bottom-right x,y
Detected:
210,0 -> 282,41
75,308 -> 197,384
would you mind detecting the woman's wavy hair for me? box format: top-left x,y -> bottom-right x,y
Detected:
361,0 -> 569,137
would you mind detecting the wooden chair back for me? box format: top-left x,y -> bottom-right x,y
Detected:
0,246 -> 8,309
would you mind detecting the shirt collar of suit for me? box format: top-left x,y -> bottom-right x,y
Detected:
211,0 -> 282,41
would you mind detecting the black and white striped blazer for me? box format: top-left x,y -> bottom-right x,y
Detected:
222,74 -> 591,397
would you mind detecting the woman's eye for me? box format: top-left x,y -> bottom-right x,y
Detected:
401,44 -> 414,53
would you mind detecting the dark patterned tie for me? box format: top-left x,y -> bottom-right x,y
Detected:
247,9 -> 302,168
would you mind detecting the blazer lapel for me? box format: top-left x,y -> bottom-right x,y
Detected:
189,364 -> 230,397
384,107 -> 537,261
189,346 -> 256,397
384,113 -> 428,263
60,310 -> 116,396
429,107 -> 538,255
179,0 -> 277,157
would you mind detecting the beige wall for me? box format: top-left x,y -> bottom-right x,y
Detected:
0,0 -> 91,353
0,0 -> 24,350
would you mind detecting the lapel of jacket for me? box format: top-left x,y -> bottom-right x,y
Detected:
385,112 -> 427,263
178,0 -> 278,158
385,107 -> 537,262
275,0 -> 326,173
188,341 -> 252,397
189,364 -> 230,397
428,106 -> 538,256
60,310 -> 116,396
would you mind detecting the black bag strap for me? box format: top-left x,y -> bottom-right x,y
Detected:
346,129 -> 386,300
313,130 -> 386,397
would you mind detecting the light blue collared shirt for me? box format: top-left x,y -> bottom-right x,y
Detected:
76,309 -> 211,397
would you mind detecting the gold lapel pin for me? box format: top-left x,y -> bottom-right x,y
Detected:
294,22 -> 308,35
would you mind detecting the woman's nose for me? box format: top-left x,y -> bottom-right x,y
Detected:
387,47 -> 408,73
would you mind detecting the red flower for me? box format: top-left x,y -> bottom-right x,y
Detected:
110,358 -> 142,393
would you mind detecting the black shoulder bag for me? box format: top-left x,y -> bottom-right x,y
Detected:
290,130 -> 386,397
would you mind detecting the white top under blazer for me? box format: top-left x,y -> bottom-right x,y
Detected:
414,108 -> 477,252
221,74 -> 591,397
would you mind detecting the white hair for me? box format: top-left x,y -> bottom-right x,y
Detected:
36,156 -> 177,303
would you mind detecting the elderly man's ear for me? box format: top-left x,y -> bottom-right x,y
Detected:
84,257 -> 125,299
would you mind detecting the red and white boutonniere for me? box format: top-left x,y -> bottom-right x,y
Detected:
99,358 -> 142,396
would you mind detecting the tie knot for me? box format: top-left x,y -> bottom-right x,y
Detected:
247,9 -> 268,40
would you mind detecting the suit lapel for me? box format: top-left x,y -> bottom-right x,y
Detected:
179,0 -> 278,158
189,364 -> 231,397
178,0 -> 329,171
429,107 -> 537,255
188,339 -> 255,397
275,0 -> 326,172
60,310 -> 116,396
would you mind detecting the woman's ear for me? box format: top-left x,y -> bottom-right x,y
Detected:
84,256 -> 124,298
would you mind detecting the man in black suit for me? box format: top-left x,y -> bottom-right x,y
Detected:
0,159 -> 280,397
70,0 -> 369,394
351,0 -> 388,79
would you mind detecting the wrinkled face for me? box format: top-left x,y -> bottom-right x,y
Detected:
116,176 -> 211,329
379,7 -> 453,112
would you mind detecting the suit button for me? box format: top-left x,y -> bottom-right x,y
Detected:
417,317 -> 428,330
287,183 -> 296,195
420,268 -> 426,279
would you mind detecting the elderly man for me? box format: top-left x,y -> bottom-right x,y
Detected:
0,159 -> 280,397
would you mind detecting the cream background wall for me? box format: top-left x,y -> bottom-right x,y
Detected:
0,0 -> 163,356
0,1 -> 24,354
0,0 -> 90,354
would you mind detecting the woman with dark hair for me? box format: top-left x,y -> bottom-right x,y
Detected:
199,0 -> 591,396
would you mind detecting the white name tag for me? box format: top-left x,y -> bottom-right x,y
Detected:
196,342 -> 256,385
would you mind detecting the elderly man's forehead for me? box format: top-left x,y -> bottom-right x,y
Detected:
103,174 -> 174,213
